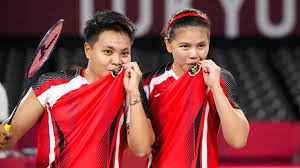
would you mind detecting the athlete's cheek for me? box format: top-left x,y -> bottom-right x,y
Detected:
121,57 -> 131,64
199,51 -> 208,60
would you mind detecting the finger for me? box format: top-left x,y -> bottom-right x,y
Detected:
199,61 -> 208,71
131,65 -> 142,76
128,68 -> 136,78
208,60 -> 217,67
124,62 -> 136,69
126,63 -> 139,75
126,62 -> 140,70
204,66 -> 209,73
124,63 -> 129,70
208,60 -> 213,66
126,63 -> 142,77
199,59 -> 209,63
125,68 -> 131,78
125,63 -> 134,71
129,62 -> 140,70
204,60 -> 220,71
202,59 -> 214,64
202,64 -> 210,73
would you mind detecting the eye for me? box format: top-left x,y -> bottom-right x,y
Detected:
180,44 -> 188,49
122,51 -> 129,56
104,50 -> 112,55
199,44 -> 206,48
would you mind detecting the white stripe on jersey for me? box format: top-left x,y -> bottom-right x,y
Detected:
114,113 -> 124,168
37,76 -> 88,108
143,68 -> 177,100
37,90 -> 48,108
47,105 -> 56,168
147,153 -> 153,168
143,86 -> 150,100
201,88 -> 210,168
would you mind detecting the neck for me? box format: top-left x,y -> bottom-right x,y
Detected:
84,68 -> 105,83
172,63 -> 185,77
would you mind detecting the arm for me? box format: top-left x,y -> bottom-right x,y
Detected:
123,62 -> 155,157
200,60 -> 249,149
211,86 -> 249,149
0,88 -> 44,150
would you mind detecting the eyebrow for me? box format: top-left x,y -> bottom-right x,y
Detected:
121,48 -> 129,51
198,41 -> 208,44
102,45 -> 130,51
178,41 -> 208,45
103,45 -> 114,49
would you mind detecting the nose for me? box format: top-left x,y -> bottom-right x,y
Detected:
111,54 -> 121,65
189,48 -> 198,59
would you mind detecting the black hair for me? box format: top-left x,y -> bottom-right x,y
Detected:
83,10 -> 137,47
162,8 -> 210,42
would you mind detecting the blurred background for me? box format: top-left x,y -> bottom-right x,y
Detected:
0,0 -> 300,167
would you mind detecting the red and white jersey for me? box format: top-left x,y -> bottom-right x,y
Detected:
32,69 -> 127,168
142,63 -> 241,168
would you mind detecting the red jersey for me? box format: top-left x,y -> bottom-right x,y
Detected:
142,64 -> 241,168
32,69 -> 127,168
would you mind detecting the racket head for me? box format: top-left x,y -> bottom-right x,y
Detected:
27,19 -> 64,78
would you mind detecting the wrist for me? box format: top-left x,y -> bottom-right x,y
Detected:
127,89 -> 140,97
129,98 -> 141,106
210,84 -> 222,94
128,90 -> 141,104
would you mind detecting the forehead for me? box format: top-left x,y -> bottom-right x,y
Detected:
96,30 -> 131,49
172,26 -> 209,42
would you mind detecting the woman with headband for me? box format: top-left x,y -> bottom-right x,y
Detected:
141,8 -> 249,168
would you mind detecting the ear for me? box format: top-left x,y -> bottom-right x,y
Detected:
84,42 -> 91,59
164,37 -> 172,53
